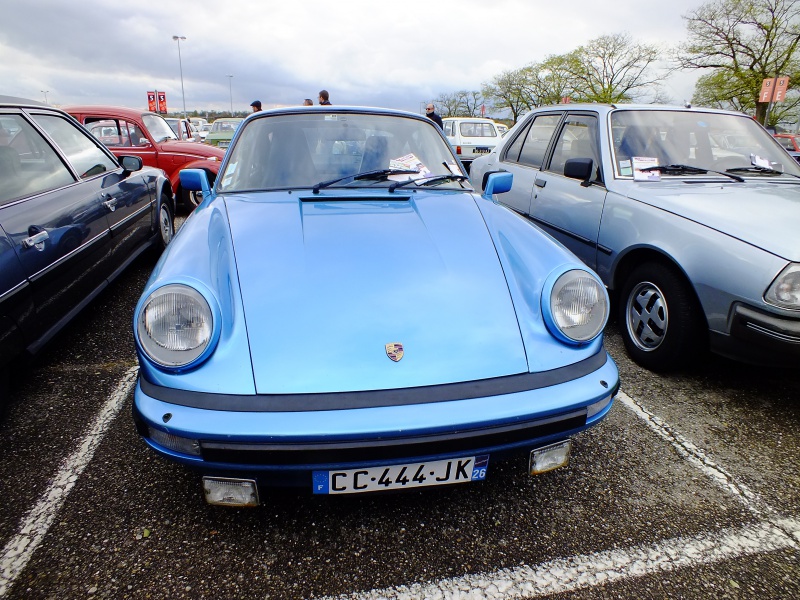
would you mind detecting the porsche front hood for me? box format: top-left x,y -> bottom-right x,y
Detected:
225,192 -> 528,394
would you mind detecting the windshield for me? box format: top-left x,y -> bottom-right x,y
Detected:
142,114 -> 178,142
211,119 -> 242,133
218,111 -> 464,192
611,110 -> 800,177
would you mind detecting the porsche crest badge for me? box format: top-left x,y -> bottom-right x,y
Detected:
385,342 -> 404,362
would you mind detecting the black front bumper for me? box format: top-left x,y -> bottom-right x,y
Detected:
711,303 -> 800,367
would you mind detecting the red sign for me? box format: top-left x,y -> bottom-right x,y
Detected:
147,91 -> 157,112
561,96 -> 572,104
157,92 -> 167,114
760,77 -> 790,103
480,104 -> 485,117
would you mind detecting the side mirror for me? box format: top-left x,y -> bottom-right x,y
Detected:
118,155 -> 143,174
564,158 -> 594,187
180,168 -> 212,198
481,171 -> 513,199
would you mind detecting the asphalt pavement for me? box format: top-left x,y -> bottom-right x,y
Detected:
0,248 -> 798,599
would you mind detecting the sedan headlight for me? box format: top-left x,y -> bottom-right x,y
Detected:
765,263 -> 800,310
136,284 -> 214,368
545,269 -> 609,343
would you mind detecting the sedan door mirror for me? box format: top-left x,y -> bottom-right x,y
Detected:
118,155 -> 143,174
481,171 -> 513,199
564,158 -> 594,187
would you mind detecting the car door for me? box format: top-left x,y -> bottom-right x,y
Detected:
529,112 -> 606,270
0,225 -> 32,366
31,112 -> 154,279
0,111 -> 114,351
496,112 -> 563,215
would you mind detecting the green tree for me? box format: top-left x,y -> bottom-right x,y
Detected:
481,68 -> 531,122
675,0 -> 800,125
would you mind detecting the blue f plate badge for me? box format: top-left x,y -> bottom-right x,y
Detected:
313,455 -> 489,494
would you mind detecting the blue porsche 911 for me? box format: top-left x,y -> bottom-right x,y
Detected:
132,106 -> 619,506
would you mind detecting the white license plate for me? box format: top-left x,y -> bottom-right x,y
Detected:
218,141 -> 230,148
313,455 -> 489,495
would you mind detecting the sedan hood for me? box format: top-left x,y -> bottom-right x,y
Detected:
225,192 -> 528,394
624,180 -> 800,260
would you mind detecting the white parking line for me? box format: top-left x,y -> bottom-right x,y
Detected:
0,367 -> 138,598
321,391 -> 799,599
321,518 -> 799,599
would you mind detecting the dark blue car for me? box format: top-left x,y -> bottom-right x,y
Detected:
0,97 -> 175,402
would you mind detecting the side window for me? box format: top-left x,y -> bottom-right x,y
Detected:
503,119 -> 533,164
0,114 -> 75,206
517,114 -> 562,167
32,114 -> 118,179
546,114 -> 599,176
127,122 -> 147,147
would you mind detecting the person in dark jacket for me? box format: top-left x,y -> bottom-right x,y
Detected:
250,100 -> 262,112
425,103 -> 443,129
318,90 -> 332,105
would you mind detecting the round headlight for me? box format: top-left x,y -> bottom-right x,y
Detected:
548,269 -> 608,343
765,263 -> 800,310
136,284 -> 213,367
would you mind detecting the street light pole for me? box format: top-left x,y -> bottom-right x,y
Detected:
41,90 -> 49,104
227,75 -> 234,114
172,35 -> 187,119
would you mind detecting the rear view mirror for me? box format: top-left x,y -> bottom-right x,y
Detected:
180,168 -> 212,197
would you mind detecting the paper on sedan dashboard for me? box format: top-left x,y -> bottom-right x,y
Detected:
389,153 -> 431,181
632,156 -> 661,181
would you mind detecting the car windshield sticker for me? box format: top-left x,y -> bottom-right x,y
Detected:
388,153 -> 430,181
445,162 -> 460,174
632,156 -> 661,181
619,159 -> 633,177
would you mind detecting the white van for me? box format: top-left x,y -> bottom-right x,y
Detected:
442,117 -> 502,171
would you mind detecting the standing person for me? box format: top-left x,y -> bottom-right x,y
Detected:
318,90 -> 332,105
250,100 -> 262,113
425,103 -> 443,129
303,99 -> 314,106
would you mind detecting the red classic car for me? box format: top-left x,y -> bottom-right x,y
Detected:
64,106 -> 224,210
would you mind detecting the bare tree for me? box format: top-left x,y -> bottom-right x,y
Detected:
566,33 -> 665,103
675,0 -> 800,124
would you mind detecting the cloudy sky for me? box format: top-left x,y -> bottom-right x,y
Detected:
2,0 -> 706,117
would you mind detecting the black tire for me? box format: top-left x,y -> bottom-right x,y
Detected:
181,187 -> 202,211
156,194 -> 175,251
617,262 -> 706,372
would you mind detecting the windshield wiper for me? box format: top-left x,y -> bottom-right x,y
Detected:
725,165 -> 800,179
388,174 -> 470,193
312,168 -> 420,194
640,164 -> 745,182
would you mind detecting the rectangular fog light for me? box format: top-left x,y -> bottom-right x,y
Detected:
529,440 -> 572,475
202,477 -> 260,507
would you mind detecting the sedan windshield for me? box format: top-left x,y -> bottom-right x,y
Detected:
611,110 -> 800,177
218,111 -> 464,192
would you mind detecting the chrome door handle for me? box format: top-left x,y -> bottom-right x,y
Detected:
22,230 -> 49,249
102,197 -> 118,212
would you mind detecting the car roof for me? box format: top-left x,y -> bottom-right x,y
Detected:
61,105 -> 156,119
0,95 -> 48,108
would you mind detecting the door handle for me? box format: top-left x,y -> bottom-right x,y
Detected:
535,179 -> 546,188
102,197 -> 118,212
22,230 -> 50,249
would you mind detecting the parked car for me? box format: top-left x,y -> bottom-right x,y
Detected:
774,133 -> 800,163
0,96 -> 174,402
64,106 -> 224,210
197,123 -> 212,142
165,117 -> 202,143
442,117 -> 503,172
495,122 -> 509,136
132,106 -> 619,506
204,117 -> 244,149
471,103 -> 800,371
